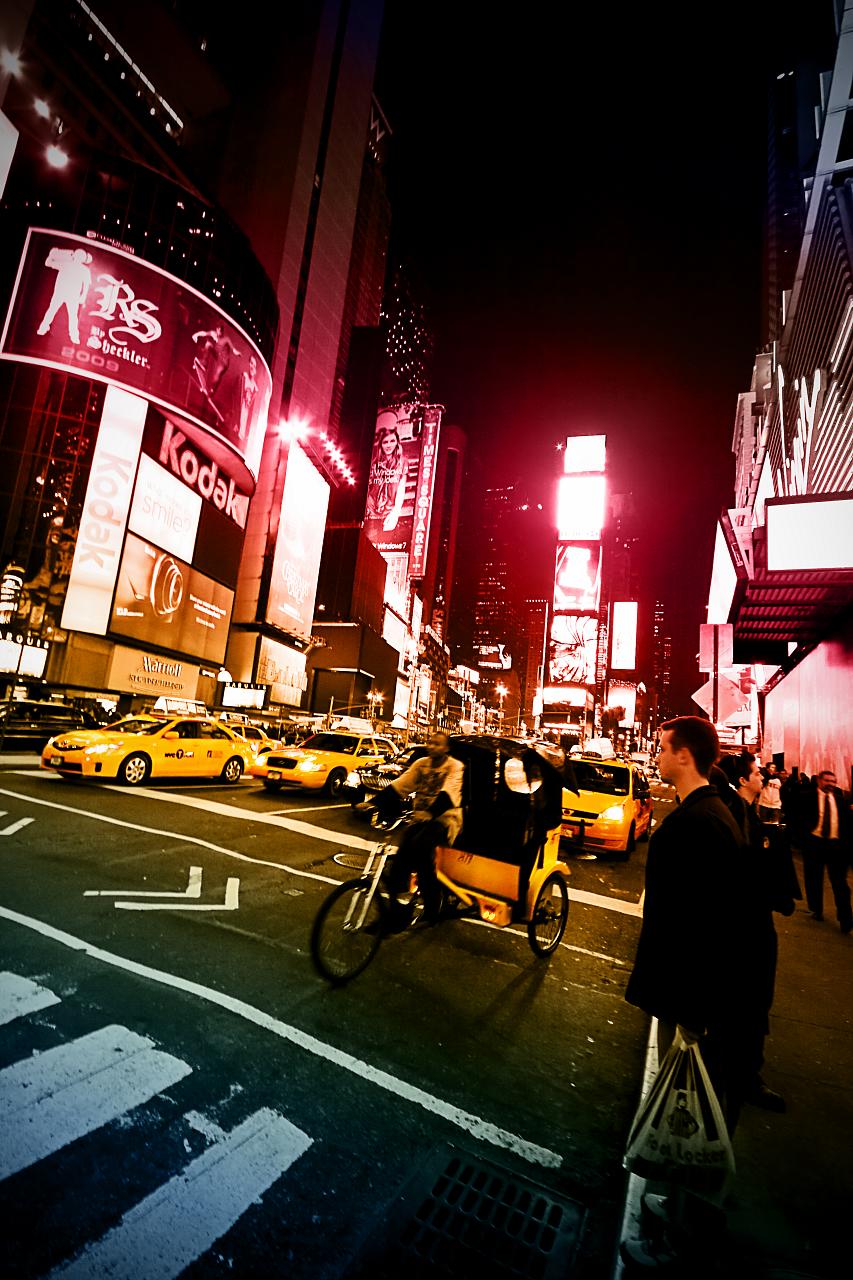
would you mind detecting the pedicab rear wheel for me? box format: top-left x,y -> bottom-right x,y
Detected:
527,873 -> 569,956
310,878 -> 385,984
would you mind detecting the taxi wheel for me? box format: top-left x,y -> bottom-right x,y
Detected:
620,824 -> 636,859
221,756 -> 244,784
119,753 -> 151,786
326,768 -> 347,798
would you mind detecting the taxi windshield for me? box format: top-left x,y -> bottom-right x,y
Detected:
575,762 -> 630,796
105,718 -> 165,735
300,733 -> 360,753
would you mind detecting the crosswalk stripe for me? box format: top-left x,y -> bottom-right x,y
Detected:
50,1108 -> 313,1280
0,971 -> 60,1025
0,1024 -> 192,1180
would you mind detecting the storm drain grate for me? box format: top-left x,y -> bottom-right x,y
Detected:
349,1145 -> 586,1279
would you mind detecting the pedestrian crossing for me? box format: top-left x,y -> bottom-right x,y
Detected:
0,972 -> 313,1277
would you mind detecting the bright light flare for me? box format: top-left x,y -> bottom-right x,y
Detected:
33,97 -> 50,119
45,145 -> 69,169
0,48 -> 23,76
278,415 -> 310,442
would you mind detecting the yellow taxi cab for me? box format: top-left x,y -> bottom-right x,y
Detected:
41,715 -> 254,786
561,756 -> 653,857
252,730 -> 396,797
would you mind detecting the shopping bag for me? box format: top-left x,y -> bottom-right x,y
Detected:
623,1031 -> 736,1194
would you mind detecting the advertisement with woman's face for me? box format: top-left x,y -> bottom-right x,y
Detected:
553,542 -> 601,612
362,407 -> 420,556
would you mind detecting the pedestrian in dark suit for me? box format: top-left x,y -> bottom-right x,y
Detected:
621,718 -> 770,1272
799,770 -> 852,933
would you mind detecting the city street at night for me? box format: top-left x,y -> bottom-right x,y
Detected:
1,757 -> 657,1279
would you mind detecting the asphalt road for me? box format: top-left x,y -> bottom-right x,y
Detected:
0,757 -> 676,1279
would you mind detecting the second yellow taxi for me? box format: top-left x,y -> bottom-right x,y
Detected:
251,730 -> 396,796
561,756 -> 653,857
41,715 -> 254,785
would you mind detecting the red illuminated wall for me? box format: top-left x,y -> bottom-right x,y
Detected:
763,612 -> 853,785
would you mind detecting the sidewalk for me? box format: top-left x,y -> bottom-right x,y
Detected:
616,852 -> 853,1278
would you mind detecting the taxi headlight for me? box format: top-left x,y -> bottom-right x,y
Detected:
600,804 -> 626,823
346,770 -> 361,786
297,757 -> 326,773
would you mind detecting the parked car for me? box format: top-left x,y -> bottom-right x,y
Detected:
40,715 -> 254,785
0,700 -> 101,752
561,756 -> 653,857
341,743 -> 429,805
251,731 -> 397,797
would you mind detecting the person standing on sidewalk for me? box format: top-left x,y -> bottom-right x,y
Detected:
799,770 -> 852,933
758,763 -> 783,824
621,717 -> 768,1272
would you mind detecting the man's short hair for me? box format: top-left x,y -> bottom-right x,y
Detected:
718,750 -> 755,788
661,716 -> 720,777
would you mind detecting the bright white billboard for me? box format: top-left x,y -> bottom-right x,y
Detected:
765,495 -> 853,571
563,434 -> 606,474
60,384 -> 146,635
128,453 -> 202,563
557,474 -> 606,541
610,601 -> 638,670
554,543 -> 601,612
267,442 -> 330,640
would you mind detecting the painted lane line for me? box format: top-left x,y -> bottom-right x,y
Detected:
50,1108 -> 312,1280
0,906 -> 562,1170
0,1023 -> 192,1181
0,816 -> 34,836
0,971 -> 61,1025
115,877 -> 239,912
460,919 -> 627,964
265,802 -> 349,814
13,775 -> 373,852
0,788 -> 341,887
84,865 -> 203,899
568,887 -> 643,918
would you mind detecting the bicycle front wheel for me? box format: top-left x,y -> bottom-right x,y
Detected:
310,878 -> 385,984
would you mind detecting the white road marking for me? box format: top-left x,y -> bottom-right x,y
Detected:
12,775 -> 372,851
0,971 -> 60,1024
568,887 -> 642,918
115,877 -> 239,912
49,1108 -> 312,1280
266,803 -> 349,814
0,815 -> 34,836
84,866 -> 203,899
461,918 -> 627,964
0,906 -> 562,1169
0,1024 -> 192,1180
0,788 -> 342,887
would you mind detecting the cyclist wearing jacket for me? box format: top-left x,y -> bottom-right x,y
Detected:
357,730 -> 464,926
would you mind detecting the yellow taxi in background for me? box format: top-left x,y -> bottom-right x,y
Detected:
41,715 -> 254,786
561,756 -> 653,857
252,730 -> 396,797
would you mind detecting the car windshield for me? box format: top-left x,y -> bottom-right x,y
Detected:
575,762 -> 630,796
105,718 -> 166,735
300,733 -> 360,753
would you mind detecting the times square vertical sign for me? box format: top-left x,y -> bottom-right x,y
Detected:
0,228 -> 272,480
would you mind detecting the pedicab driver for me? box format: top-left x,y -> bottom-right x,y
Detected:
356,731 -> 464,926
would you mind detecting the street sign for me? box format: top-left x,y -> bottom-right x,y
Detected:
699,624 -> 733,672
690,673 -> 742,724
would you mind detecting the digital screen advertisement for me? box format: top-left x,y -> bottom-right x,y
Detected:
549,614 -> 598,684
610,601 -> 638,671
110,532 -> 233,664
363,403 -> 443,561
0,228 -> 272,477
128,453 -> 202,564
554,543 -> 601,613
267,442 -> 330,641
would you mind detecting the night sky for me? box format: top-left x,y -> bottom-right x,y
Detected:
376,1 -> 821,705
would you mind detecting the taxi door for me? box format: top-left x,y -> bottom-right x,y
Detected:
195,722 -> 237,776
167,720 -> 209,776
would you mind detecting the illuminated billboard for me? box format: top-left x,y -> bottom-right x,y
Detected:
128,453 -> 202,563
257,636 -> 308,707
557,474 -> 606,541
110,532 -> 233,664
765,494 -> 853,571
610,601 -> 638,670
563,434 -> 606,474
607,681 -> 637,727
61,385 -> 147,636
363,403 -> 442,574
267,441 -> 329,640
0,228 -> 271,478
553,543 -> 601,612
549,614 -> 597,684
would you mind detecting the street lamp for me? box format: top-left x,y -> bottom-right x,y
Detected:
496,683 -> 508,732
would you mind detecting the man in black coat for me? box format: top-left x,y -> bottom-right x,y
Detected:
798,769 -> 852,933
621,717 -> 771,1271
